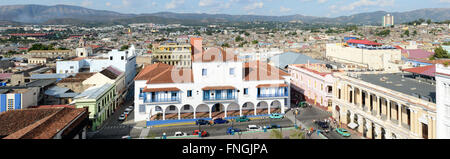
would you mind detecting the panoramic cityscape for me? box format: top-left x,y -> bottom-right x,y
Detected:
0,0 -> 449,141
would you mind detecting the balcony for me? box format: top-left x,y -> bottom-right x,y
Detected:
144,97 -> 181,104
257,93 -> 288,99
203,95 -> 236,102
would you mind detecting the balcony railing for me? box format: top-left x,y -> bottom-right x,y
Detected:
257,93 -> 288,98
144,97 -> 181,103
203,95 -> 236,101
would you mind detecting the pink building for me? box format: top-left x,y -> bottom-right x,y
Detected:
288,63 -> 336,111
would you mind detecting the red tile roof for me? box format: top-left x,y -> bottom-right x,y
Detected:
402,65 -> 436,77
135,63 -> 193,84
347,39 -> 382,46
0,107 -> 88,139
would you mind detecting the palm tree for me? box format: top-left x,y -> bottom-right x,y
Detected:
270,129 -> 283,139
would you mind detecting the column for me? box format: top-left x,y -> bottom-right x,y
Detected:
367,92 -> 372,113
398,105 -> 402,126
385,129 -> 392,139
357,114 -> 364,133
268,103 -> 271,114
209,106 -> 212,119
411,110 -> 417,135
282,101 -> 285,114
376,96 -> 381,117
194,111 -> 196,119
162,109 -> 166,120
374,124 -> 382,139
224,107 -> 227,118
359,89 -> 363,108
366,120 -> 373,139
254,105 -> 257,116
178,109 -> 181,120
387,99 -> 391,121
350,113 -> 355,124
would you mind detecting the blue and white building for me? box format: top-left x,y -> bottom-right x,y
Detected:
134,46 -> 291,122
0,88 -> 40,113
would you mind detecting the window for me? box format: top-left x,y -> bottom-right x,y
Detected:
110,56 -> 113,60
155,106 -> 162,111
187,90 -> 192,97
229,68 -> 235,75
7,99 -> 14,110
184,105 -> 190,110
169,106 -> 176,111
244,88 -> 248,95
70,66 -> 74,69
139,105 -> 146,113
202,69 -> 207,76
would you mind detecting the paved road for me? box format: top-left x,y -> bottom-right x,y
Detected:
145,118 -> 293,138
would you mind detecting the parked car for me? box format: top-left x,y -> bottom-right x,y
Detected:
226,127 -> 242,135
121,136 -> 131,139
124,107 -> 133,113
118,114 -> 126,121
213,118 -> 229,124
336,128 -> 351,137
174,132 -> 188,137
123,109 -> 131,115
265,124 -> 281,129
247,125 -> 262,131
315,120 -> 329,129
235,116 -> 250,122
193,130 -> 208,137
269,113 -> 284,119
195,119 -> 211,125
128,106 -> 134,110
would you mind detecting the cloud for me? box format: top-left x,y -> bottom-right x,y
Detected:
300,0 -> 328,3
340,0 -> 395,11
244,2 -> 264,11
280,6 -> 292,13
439,0 -> 450,3
199,0 -> 217,7
81,0 -> 93,7
166,0 -> 185,9
105,2 -> 111,7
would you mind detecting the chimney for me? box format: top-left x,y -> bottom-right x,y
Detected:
190,37 -> 203,55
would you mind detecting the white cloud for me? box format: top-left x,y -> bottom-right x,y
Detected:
244,2 -> 264,11
199,0 -> 217,7
166,0 -> 185,9
105,2 -> 111,7
280,6 -> 292,13
340,0 -> 395,11
81,0 -> 93,7
439,0 -> 450,3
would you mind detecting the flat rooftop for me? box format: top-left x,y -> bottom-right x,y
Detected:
359,73 -> 436,103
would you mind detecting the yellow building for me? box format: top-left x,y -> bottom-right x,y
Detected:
151,43 -> 192,68
332,72 -> 436,139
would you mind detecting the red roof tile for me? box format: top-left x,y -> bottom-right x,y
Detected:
402,65 -> 436,77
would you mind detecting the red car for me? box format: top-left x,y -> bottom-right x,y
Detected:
193,130 -> 208,137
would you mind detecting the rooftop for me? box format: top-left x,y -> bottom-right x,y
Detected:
74,83 -> 112,100
358,73 -> 436,103
268,52 -> 324,69
0,107 -> 87,139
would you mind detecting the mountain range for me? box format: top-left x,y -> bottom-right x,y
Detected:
0,4 -> 449,26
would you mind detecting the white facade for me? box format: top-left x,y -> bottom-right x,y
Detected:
134,58 -> 290,122
57,46 -> 137,85
436,64 -> 450,139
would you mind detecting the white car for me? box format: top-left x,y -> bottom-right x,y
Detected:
128,106 -> 134,110
247,125 -> 262,131
118,114 -> 126,121
174,132 -> 188,137
124,109 -> 131,115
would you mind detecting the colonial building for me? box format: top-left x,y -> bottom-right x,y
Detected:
332,72 -> 436,139
151,42 -> 192,68
288,63 -> 336,111
326,40 -> 403,71
134,46 -> 290,122
436,64 -> 450,139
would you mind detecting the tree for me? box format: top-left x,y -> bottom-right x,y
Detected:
235,36 -> 244,42
221,43 -> 230,48
120,45 -> 129,51
413,30 -> 417,36
252,40 -> 259,44
270,129 -> 283,139
244,32 -> 250,36
433,46 -> 449,59
289,129 -> 306,139
404,30 -> 410,37
427,19 -> 432,25
148,44 -> 153,49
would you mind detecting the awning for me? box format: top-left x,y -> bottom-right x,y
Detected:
256,84 -> 288,88
202,86 -> 236,90
347,122 -> 358,129
143,87 -> 180,92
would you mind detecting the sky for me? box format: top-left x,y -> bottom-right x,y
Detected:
0,0 -> 449,17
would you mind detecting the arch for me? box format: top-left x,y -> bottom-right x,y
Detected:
362,118 -> 367,138
211,103 -> 225,118
381,127 -> 386,139
242,102 -> 255,116
346,110 -> 351,124
391,133 -> 397,139
164,105 -> 179,120
270,100 -> 282,113
180,104 -> 194,119
256,101 -> 269,115
196,104 -> 210,119
152,106 -> 164,120
227,102 -> 240,117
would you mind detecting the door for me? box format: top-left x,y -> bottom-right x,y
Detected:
422,123 -> 428,139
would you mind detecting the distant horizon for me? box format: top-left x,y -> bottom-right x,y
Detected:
0,0 -> 449,18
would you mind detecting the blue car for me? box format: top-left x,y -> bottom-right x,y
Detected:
213,118 -> 229,124
196,119 -> 211,125
226,127 -> 241,135
265,124 -> 281,129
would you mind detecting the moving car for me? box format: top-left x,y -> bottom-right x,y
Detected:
195,119 -> 211,125
124,109 -> 131,115
247,125 -> 262,131
213,118 -> 229,124
269,113 -> 284,119
315,120 -> 329,129
336,128 -> 351,137
235,116 -> 250,122
265,124 -> 281,129
226,127 -> 242,135
118,114 -> 126,121
193,130 -> 208,137
174,132 -> 188,137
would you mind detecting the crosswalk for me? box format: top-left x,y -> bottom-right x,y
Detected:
103,125 -> 130,129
